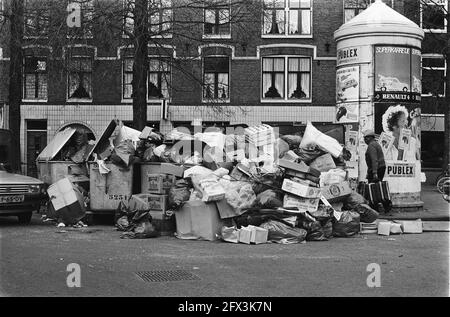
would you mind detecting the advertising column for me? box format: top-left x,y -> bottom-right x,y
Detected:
373,46 -> 422,206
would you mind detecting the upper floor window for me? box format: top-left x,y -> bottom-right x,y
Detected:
421,0 -> 448,32
203,56 -> 230,102
204,0 -> 231,38
343,0 -> 394,24
148,58 -> 171,99
23,56 -> 48,100
422,55 -> 446,97
122,57 -> 171,101
262,56 -> 311,101
123,0 -> 173,37
263,0 -> 312,37
67,0 -> 94,38
68,56 -> 93,101
24,0 -> 50,37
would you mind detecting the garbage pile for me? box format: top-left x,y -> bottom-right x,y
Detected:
38,119 -> 424,239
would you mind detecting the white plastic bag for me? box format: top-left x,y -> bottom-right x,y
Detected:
300,122 -> 343,158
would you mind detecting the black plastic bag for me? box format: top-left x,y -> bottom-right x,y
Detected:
260,220 -> 307,244
250,170 -> 284,195
168,180 -> 191,210
343,192 -> 368,210
332,211 -> 360,237
254,190 -> 283,208
120,221 -> 159,239
354,204 -> 379,223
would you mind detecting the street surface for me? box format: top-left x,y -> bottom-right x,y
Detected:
0,214 -> 448,297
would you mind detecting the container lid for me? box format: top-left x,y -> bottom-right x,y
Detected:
334,0 -> 424,42
37,127 -> 76,161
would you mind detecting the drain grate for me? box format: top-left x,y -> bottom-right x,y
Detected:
135,270 -> 200,282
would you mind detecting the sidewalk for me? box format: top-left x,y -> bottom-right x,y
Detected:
379,185 -> 450,221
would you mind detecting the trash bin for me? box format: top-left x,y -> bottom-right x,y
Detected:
37,161 -> 89,185
89,162 -> 134,212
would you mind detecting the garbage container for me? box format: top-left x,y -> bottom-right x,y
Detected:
89,162 -> 134,212
37,161 -> 88,185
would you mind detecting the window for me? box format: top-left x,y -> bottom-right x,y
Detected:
68,56 -> 93,101
204,0 -> 231,37
421,0 -> 448,32
262,56 -> 311,101
148,58 -> 171,99
123,58 -> 133,100
24,56 -> 48,100
67,0 -> 94,38
122,57 -> 171,101
263,0 -> 312,37
422,55 -> 446,97
123,0 -> 173,37
343,0 -> 394,24
203,56 -> 230,101
24,0 -> 50,37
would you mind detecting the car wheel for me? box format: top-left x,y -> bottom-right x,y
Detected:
18,212 -> 33,224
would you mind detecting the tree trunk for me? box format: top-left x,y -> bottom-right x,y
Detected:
8,0 -> 24,173
132,0 -> 149,131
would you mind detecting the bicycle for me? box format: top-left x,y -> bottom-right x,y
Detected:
436,164 -> 450,194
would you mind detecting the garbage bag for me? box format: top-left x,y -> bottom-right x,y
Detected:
301,219 -> 328,241
168,180 -> 191,210
254,190 -> 283,208
332,211 -> 360,237
293,147 -> 326,165
224,182 -> 256,212
120,220 -> 159,239
280,135 -> 303,150
234,210 -> 294,228
260,220 -> 307,244
274,138 -> 290,158
250,170 -> 284,195
354,203 -> 379,223
343,192 -> 368,210
116,215 -> 130,231
300,122 -> 343,158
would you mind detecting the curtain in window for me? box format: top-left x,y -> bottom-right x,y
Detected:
203,73 -> 215,99
288,58 -> 310,99
25,75 -> 36,99
218,73 -> 229,99
263,10 -> 285,35
37,74 -> 47,99
301,10 -> 310,34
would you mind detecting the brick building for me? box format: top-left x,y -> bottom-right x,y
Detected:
0,0 -> 446,177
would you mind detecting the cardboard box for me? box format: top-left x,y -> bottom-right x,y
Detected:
145,174 -> 175,194
239,227 -> 252,244
230,164 -> 251,181
161,163 -> 185,178
390,223 -> 403,234
250,226 -> 268,244
395,220 -> 423,234
310,154 -> 336,172
283,194 -> 320,212
147,194 -> 168,212
149,210 -> 175,236
378,221 -> 391,236
282,179 -> 322,199
278,159 -> 321,178
47,178 -> 86,225
216,199 -> 244,219
281,150 -> 300,162
320,181 -> 352,203
284,169 -> 320,184
290,177 -> 319,188
175,201 -> 223,241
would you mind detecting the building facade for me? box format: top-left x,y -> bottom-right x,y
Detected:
0,0 -> 446,178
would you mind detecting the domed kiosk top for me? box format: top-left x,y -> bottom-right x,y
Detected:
334,0 -> 424,41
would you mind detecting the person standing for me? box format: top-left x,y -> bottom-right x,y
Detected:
363,130 -> 390,213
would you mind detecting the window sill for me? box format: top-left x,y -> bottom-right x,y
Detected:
66,99 -> 93,103
261,34 -> 313,39
202,99 -> 231,104
122,98 -> 171,103
261,99 -> 312,103
22,99 -> 47,103
202,34 -> 232,40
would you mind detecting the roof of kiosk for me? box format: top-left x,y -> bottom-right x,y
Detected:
334,0 -> 424,41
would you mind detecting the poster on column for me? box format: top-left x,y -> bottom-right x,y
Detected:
374,103 -> 421,163
336,102 -> 359,123
336,66 -> 360,103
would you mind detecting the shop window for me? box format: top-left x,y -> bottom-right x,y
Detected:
262,56 -> 311,101
263,0 -> 312,37
421,0 -> 448,32
422,55 -> 446,97
343,0 -> 394,24
123,0 -> 172,37
68,56 -> 93,101
23,56 -> 48,100
203,56 -> 230,102
67,0 -> 94,38
204,0 -> 231,38
148,58 -> 171,100
24,0 -> 50,37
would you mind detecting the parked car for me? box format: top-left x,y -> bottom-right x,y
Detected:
0,163 -> 46,223
377,74 -> 409,92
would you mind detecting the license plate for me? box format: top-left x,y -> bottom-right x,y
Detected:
0,195 -> 25,204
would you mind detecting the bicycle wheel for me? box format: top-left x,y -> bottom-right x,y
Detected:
437,177 -> 450,194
